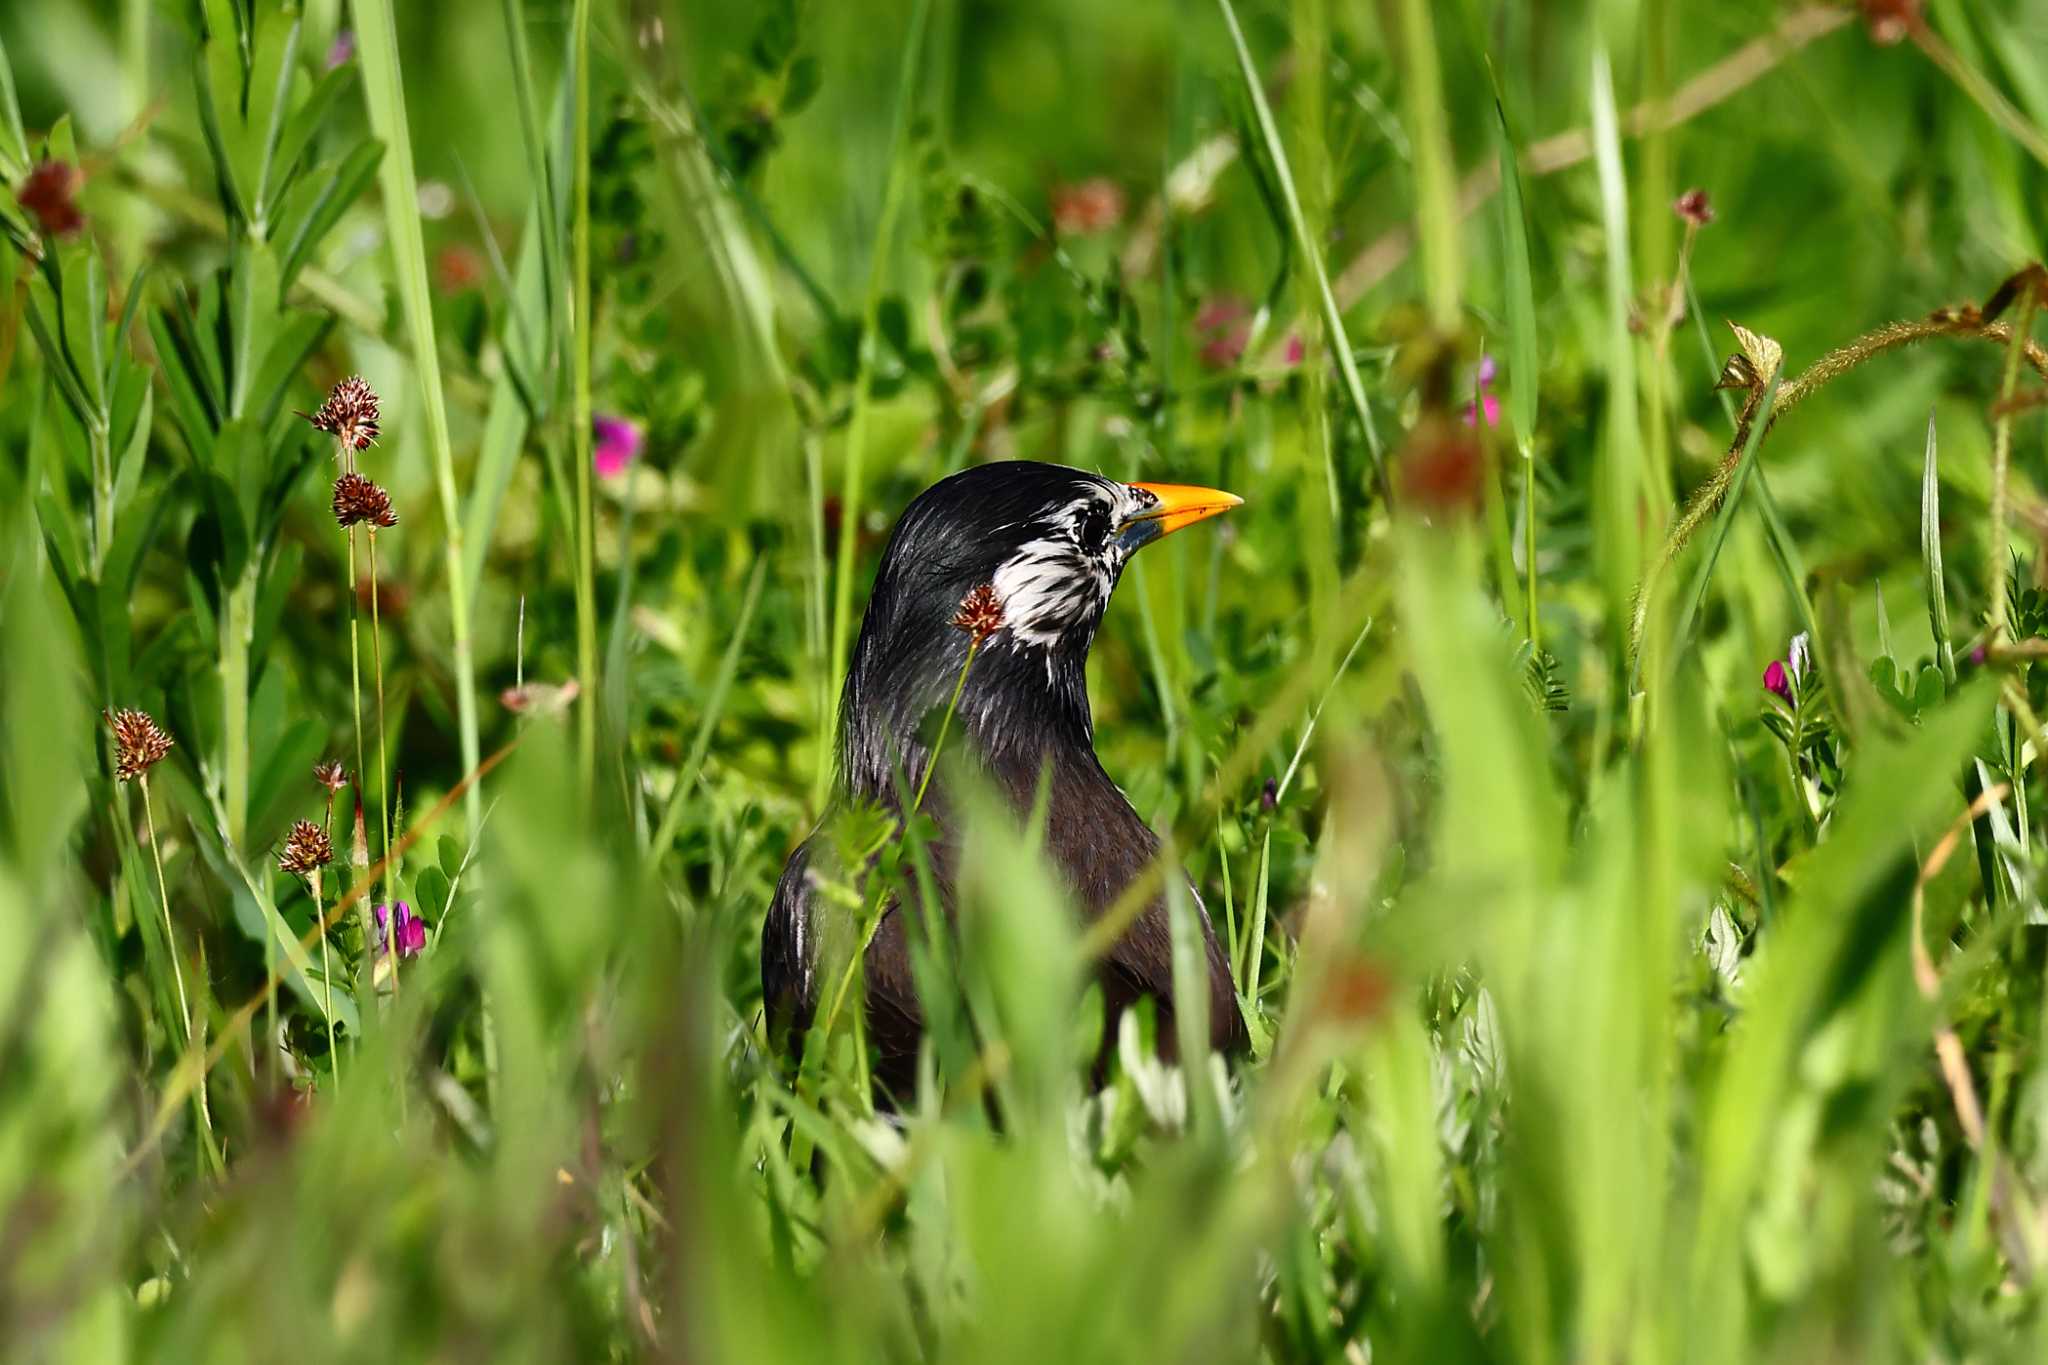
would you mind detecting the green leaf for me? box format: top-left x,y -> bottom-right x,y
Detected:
147,310 -> 219,458
414,866 -> 451,925
193,0 -> 251,223
0,31 -> 28,180
355,0 -> 480,834
1922,410 -> 1958,685
265,59 -> 355,218
109,369 -> 151,517
783,54 -> 822,115
1487,70 -> 1539,452
1669,370 -> 1783,675
275,141 -> 383,294
1215,0 -> 1381,478
246,311 -> 333,430
245,15 -> 305,228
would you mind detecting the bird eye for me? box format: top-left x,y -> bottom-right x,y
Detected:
1079,503 -> 1112,554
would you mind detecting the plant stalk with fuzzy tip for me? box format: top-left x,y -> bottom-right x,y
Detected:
823,584 -> 1003,1042
1632,279 -> 2048,664
1988,281 -> 2043,641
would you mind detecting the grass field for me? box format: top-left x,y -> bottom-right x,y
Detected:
10,0 -> 2048,1359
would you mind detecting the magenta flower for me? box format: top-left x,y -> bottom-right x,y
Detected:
1463,354 -> 1501,429
1194,294 -> 1251,370
1283,333 -> 1305,367
372,902 -> 427,960
593,415 -> 643,479
326,30 -> 355,70
1764,631 -> 1810,701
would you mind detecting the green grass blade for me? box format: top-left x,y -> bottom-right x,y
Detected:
824,0 -> 933,807
1216,0 -> 1383,481
1590,44 -> 1642,622
1923,410 -> 1959,684
1668,370 -> 1782,675
649,559 -> 769,865
0,31 -> 26,180
570,0 -> 597,793
353,0 -> 482,835
1393,0 -> 1461,332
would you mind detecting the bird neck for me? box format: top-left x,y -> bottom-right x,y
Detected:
838,626 -> 1097,806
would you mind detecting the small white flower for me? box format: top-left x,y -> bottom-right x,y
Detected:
1787,632 -> 1812,683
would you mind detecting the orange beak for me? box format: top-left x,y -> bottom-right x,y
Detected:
1122,481 -> 1244,543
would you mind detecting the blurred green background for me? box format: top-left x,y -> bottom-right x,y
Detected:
9,0 -> 2048,1360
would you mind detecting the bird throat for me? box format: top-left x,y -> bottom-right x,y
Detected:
839,623 -> 1098,811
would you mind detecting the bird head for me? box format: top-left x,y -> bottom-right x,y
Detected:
840,460 -> 1241,797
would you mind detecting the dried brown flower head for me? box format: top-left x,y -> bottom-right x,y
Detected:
20,159 -> 85,237
1396,412 -> 1486,520
107,708 -> 174,782
1860,0 -> 1920,45
278,819 -> 334,877
304,375 -> 381,453
312,760 -> 348,794
332,472 -> 398,529
500,677 -> 582,717
951,583 -> 1006,645
1673,188 -> 1714,227
1050,178 -> 1126,237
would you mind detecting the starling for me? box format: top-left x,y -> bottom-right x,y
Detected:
764,461 -> 1248,1097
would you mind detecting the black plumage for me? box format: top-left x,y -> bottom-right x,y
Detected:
764,460 -> 1247,1098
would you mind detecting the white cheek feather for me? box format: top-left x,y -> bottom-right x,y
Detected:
981,483 -> 1153,668
990,535 -> 1106,650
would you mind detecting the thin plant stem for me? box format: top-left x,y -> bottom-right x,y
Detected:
142,774 -> 212,1159
570,0 -> 598,794
824,637 -> 979,1041
1989,291 -> 2039,642
1910,20 -> 2048,172
140,776 -> 191,1042
912,640 -> 978,817
368,527 -> 397,1002
1523,454 -> 1538,652
827,0 -> 933,747
313,868 -> 339,1082
1633,311 -> 2048,661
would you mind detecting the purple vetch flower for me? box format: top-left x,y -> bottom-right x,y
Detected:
326,30 -> 355,70
1283,333 -> 1305,367
1763,633 -> 1808,701
372,902 -> 427,960
593,415 -> 643,479
1463,354 -> 1501,429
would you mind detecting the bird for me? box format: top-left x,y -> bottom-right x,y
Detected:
763,459 -> 1249,1099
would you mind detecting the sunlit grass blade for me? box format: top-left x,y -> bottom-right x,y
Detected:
1666,370 -> 1782,677
1923,410 -> 1959,684
1216,0 -> 1382,483
1590,44 -> 1644,624
649,558 -> 768,866
823,0 -> 933,810
353,0 -> 482,835
1488,65 -> 1540,644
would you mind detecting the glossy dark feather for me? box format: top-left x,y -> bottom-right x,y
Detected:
764,461 -> 1247,1100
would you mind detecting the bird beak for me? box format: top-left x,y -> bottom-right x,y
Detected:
1119,481 -> 1244,549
